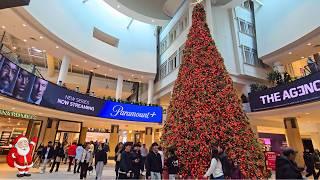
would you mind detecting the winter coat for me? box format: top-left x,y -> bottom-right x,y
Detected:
219,152 -> 231,177
68,144 -> 77,157
145,151 -> 163,176
53,146 -> 65,160
95,149 -> 107,165
275,156 -> 303,179
119,151 -> 133,173
167,155 -> 179,175
41,146 -> 54,160
131,151 -> 142,173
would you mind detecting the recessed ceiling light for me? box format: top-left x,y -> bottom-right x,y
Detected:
117,4 -> 120,8
39,36 -> 43,39
288,52 -> 292,55
43,49 -> 46,52
23,39 -> 27,42
128,79 -> 131,81
151,19 -> 155,22
90,69 -> 93,72
11,107 -> 15,110
55,46 -> 59,49
22,24 -> 27,27
141,76 -> 144,78
97,65 -> 101,68
1,25 -> 5,29
31,46 -> 35,49
0,97 -> 3,100
12,46 -> 17,50
38,112 -> 42,115
305,112 -> 310,115
75,64 -> 79,67
307,43 -> 312,46
109,69 -> 113,71
104,74 -> 107,76
84,60 -> 87,63
131,74 -> 134,77
301,56 -> 305,59
139,81 -> 141,83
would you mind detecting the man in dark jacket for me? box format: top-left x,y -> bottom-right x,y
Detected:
218,146 -> 231,178
131,144 -> 142,179
145,142 -> 162,180
40,141 -> 54,173
276,148 -> 303,179
119,143 -> 133,179
303,149 -> 316,178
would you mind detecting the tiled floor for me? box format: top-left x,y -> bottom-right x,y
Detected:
0,161 -> 116,180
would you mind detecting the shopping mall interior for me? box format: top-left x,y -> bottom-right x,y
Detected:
0,0 -> 319,179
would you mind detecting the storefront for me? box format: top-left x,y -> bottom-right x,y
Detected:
54,120 -> 82,145
0,109 -> 43,162
85,128 -> 110,143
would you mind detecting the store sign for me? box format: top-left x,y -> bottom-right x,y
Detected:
0,54 -> 163,123
249,72 -> 320,111
265,151 -> 277,170
98,101 -> 163,123
0,109 -> 35,119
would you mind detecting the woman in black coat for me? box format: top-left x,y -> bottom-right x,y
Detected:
50,143 -> 65,173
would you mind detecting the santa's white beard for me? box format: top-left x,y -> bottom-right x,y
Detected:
17,146 -> 30,156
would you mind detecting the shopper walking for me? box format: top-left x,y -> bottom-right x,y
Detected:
145,142 -> 163,180
166,148 -> 179,180
40,141 -> 54,174
140,144 -> 148,172
67,142 -> 77,172
115,142 -> 124,179
132,144 -> 142,179
275,147 -> 303,179
304,149 -> 316,178
80,144 -> 93,180
74,143 -> 84,174
95,143 -> 107,180
314,149 -> 320,178
49,142 -> 64,173
118,143 -> 133,179
204,147 -> 224,179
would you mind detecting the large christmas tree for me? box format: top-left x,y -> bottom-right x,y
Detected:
161,3 -> 267,178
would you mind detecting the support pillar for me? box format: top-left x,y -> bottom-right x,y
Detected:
109,125 -> 119,158
86,71 -> 93,94
79,127 -> 88,144
57,55 -> 70,84
311,132 -> 320,150
46,54 -> 55,77
147,79 -> 154,104
145,127 -> 153,149
115,75 -> 123,100
42,119 -> 58,146
284,117 -> 304,167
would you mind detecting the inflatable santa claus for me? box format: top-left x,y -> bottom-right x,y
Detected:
6,135 -> 37,178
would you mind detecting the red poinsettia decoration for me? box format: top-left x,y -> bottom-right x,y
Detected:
161,3 -> 267,179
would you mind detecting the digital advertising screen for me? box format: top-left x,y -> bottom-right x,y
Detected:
0,54 -> 163,123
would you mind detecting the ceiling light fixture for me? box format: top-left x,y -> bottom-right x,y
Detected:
90,69 -> 93,72
301,56 -> 305,59
97,65 -> 100,68
55,46 -> 59,49
39,36 -> 43,39
84,60 -> 87,63
128,79 -> 131,81
109,69 -> 112,71
11,107 -> 15,110
104,74 -> 107,76
307,43 -> 312,46
12,46 -> 17,50
117,4 -> 120,8
75,64 -> 79,67
23,39 -> 27,42
305,112 -> 310,115
22,24 -> 27,27
288,52 -> 292,55
151,19 -> 155,22
131,74 -> 134,77
43,50 -> 46,52
1,25 -> 5,29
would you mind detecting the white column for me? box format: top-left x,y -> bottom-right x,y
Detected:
147,79 -> 154,104
115,74 -> 123,100
57,55 -> 70,84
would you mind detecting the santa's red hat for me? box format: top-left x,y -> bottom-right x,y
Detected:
9,135 -> 28,148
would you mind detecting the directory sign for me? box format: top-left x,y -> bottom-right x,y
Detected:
0,54 -> 163,123
249,71 -> 320,111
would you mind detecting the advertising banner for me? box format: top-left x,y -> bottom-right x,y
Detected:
0,54 -> 162,123
265,151 -> 277,170
249,72 -> 320,111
